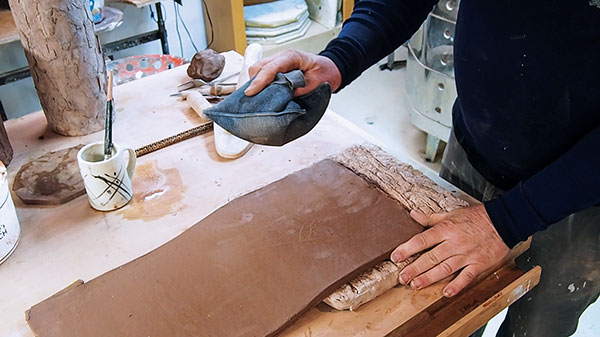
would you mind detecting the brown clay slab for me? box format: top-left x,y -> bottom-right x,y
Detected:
26,159 -> 423,337
12,145 -> 85,205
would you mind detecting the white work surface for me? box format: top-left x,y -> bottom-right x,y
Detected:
0,52 -> 501,337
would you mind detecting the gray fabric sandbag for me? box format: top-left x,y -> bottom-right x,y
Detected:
204,70 -> 332,146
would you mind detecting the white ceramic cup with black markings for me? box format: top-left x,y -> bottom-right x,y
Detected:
77,142 -> 136,211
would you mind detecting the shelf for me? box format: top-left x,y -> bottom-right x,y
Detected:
204,0 -> 353,55
261,20 -> 342,57
0,9 -> 19,46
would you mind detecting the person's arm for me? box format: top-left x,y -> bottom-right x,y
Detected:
245,0 -> 436,96
391,124 -> 600,298
320,0 -> 437,91
485,123 -> 600,248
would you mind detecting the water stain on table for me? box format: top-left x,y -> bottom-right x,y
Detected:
119,160 -> 187,221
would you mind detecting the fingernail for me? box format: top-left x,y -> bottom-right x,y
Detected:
399,273 -> 409,284
444,288 -> 454,297
391,251 -> 402,263
410,279 -> 421,289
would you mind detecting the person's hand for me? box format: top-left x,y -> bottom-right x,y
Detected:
390,204 -> 510,297
245,49 -> 342,97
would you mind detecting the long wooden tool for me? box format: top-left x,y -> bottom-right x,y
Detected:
135,122 -> 213,158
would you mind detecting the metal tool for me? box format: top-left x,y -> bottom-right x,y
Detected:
170,83 -> 237,97
177,71 -> 240,93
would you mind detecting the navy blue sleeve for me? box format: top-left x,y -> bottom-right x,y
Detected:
319,0 -> 437,91
485,124 -> 600,248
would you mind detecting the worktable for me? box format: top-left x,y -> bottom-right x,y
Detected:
0,51 -> 540,337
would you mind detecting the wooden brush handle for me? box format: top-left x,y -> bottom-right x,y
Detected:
107,70 -> 114,101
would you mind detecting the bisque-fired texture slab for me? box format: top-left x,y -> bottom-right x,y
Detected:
26,159 -> 423,337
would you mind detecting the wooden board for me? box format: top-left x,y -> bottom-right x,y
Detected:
0,9 -> 19,45
439,265 -> 541,337
280,263 -> 539,337
26,160 -> 425,337
204,0 -> 247,54
342,0 -> 353,21
244,0 -> 277,5
387,264 -> 541,336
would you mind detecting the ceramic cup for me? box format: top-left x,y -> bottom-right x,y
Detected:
77,142 -> 136,211
0,161 -> 20,265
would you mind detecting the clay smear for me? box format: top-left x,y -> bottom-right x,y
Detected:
120,160 -> 186,220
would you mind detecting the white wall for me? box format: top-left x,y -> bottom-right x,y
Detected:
0,0 -> 208,119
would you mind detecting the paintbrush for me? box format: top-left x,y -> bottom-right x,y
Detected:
103,70 -> 114,161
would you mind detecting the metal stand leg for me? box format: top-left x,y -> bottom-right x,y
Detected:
379,50 -> 407,71
386,53 -> 395,69
425,133 -> 441,162
155,3 -> 169,54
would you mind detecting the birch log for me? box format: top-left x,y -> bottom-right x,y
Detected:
8,0 -> 106,136
0,121 -> 12,165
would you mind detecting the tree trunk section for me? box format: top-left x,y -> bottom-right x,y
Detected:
8,0 -> 107,136
0,121 -> 13,165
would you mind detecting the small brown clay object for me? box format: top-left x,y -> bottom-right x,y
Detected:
186,49 -> 225,81
12,145 -> 85,205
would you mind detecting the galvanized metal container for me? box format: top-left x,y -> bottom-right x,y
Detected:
0,161 -> 20,265
405,40 -> 455,142
405,0 -> 460,161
